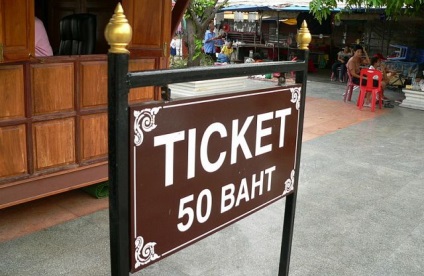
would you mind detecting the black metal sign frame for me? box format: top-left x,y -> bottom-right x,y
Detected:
108,53 -> 309,275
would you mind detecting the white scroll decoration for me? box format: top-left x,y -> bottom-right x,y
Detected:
283,169 -> 295,196
290,87 -> 301,110
134,107 -> 162,146
134,236 -> 160,268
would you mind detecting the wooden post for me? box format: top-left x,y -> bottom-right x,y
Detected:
105,3 -> 132,276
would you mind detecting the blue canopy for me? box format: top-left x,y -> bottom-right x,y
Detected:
220,5 -> 275,12
220,4 -> 342,13
277,5 -> 311,11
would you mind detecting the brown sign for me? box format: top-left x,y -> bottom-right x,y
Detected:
129,85 -> 302,272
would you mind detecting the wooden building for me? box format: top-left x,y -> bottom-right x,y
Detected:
0,0 -> 190,208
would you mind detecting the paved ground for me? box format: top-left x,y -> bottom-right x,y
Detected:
0,70 -> 423,276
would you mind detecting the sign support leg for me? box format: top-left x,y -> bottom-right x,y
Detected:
108,53 -> 130,276
278,51 -> 309,276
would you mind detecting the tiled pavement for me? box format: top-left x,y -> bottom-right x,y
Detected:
1,71 -> 423,275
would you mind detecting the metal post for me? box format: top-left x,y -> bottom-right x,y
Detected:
105,4 -> 133,276
278,20 -> 311,276
108,53 -> 130,276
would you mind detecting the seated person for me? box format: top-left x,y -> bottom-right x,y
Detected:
35,17 -> 53,57
217,41 -> 233,63
346,44 -> 370,85
331,45 -> 352,82
363,56 -> 390,107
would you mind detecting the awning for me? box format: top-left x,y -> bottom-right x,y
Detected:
276,5 -> 311,12
220,5 -> 275,12
219,3 -> 343,13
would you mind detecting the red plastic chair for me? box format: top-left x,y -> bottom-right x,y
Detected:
357,68 -> 383,112
344,69 -> 359,102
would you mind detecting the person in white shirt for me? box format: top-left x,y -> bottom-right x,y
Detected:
170,35 -> 177,65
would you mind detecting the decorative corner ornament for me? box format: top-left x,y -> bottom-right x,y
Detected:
104,3 -> 132,54
283,170 -> 295,196
290,87 -> 301,110
134,236 -> 160,268
134,107 -> 162,146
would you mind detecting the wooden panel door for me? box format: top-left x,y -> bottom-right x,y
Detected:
0,65 -> 25,119
79,113 -> 108,161
32,118 -> 76,170
122,0 -> 171,100
0,125 -> 27,178
79,60 -> 108,108
0,0 -> 34,61
128,59 -> 156,102
123,0 -> 171,61
31,63 -> 74,115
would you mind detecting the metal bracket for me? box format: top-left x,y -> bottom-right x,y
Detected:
161,85 -> 171,101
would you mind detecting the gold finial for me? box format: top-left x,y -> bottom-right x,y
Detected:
104,3 -> 132,54
296,20 -> 311,50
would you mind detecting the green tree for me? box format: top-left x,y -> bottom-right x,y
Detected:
309,0 -> 424,23
184,0 -> 229,67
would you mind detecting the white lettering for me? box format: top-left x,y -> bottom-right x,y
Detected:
155,107 -> 291,187
275,108 -> 291,148
255,112 -> 273,156
220,166 -> 275,213
231,116 -> 253,164
187,128 -> 196,179
264,166 -> 276,191
251,171 -> 264,199
221,184 -> 235,213
200,122 -> 227,173
235,178 -> 249,207
154,131 -> 185,186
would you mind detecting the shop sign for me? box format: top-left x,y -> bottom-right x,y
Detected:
129,85 -> 302,272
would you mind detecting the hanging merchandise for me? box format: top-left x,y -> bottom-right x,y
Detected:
248,12 -> 256,23
215,12 -> 224,25
222,23 -> 230,33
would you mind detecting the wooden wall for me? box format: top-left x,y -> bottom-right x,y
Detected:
0,0 -> 176,208
0,55 -> 156,208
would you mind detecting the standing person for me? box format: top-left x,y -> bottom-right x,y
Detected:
170,34 -> 177,65
203,22 -> 218,62
331,45 -> 352,82
35,17 -> 53,57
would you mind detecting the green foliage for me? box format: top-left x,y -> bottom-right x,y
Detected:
309,0 -> 424,23
170,58 -> 188,69
184,0 -> 229,67
193,37 -> 204,61
309,0 -> 333,23
200,53 -> 215,66
186,0 -> 219,21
